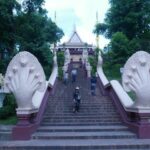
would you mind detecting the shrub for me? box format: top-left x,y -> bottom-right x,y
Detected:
57,51 -> 64,67
57,51 -> 64,80
88,56 -> 97,76
58,67 -> 63,80
0,94 -> 17,119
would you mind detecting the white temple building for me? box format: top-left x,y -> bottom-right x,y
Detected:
57,30 -> 96,62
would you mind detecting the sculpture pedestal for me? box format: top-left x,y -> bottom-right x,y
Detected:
12,108 -> 38,140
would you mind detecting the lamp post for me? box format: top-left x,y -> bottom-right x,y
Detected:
3,49 -> 8,60
16,44 -> 20,52
62,43 -> 66,51
0,92 -> 5,108
0,74 -> 5,108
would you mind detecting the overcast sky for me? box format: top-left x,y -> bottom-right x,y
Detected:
44,0 -> 110,49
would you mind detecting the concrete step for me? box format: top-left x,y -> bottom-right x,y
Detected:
0,132 -> 12,141
0,125 -> 13,141
37,125 -> 129,132
49,96 -> 110,99
32,131 -> 136,140
47,103 -> 115,106
48,98 -> 113,103
46,109 -> 117,112
43,118 -> 120,123
44,112 -> 119,116
41,122 -> 123,126
46,107 -> 117,110
43,115 -> 119,120
2,138 -> 150,149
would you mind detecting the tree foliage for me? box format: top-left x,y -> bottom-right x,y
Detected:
96,0 -> 150,40
94,0 -> 150,65
0,0 -> 20,56
22,0 -> 45,14
110,32 -> 129,64
0,0 -> 64,78
57,51 -> 65,80
88,48 -> 100,76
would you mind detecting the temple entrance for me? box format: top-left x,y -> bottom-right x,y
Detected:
57,29 -> 95,63
72,63 -> 80,69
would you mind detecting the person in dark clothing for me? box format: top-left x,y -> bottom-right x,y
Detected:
73,86 -> 81,113
91,75 -> 97,96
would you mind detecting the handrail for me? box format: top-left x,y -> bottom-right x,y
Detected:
97,75 -> 150,139
110,80 -> 133,110
97,64 -> 109,95
97,66 -> 109,87
34,85 -> 52,124
12,64 -> 58,140
35,65 -> 58,124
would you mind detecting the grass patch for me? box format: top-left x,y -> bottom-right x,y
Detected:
103,62 -> 136,101
103,63 -> 122,81
0,116 -> 17,125
127,92 -> 136,101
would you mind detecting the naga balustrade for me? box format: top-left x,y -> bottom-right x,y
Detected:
97,51 -> 150,139
4,51 -> 58,140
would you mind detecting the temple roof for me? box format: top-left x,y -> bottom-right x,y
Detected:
66,31 -> 84,45
57,29 -> 95,49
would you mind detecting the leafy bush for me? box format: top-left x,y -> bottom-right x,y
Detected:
57,51 -> 64,80
0,59 -> 10,75
88,48 -> 101,76
103,62 -> 122,81
0,94 -> 17,119
88,56 -> 97,76
57,51 -> 64,67
43,64 -> 53,80
58,67 -> 63,80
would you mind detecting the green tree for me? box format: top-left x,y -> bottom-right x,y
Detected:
22,0 -> 45,14
94,0 -> 150,53
0,0 -> 20,74
0,0 -> 64,76
88,48 -> 101,76
57,51 -> 64,80
15,0 -> 64,78
110,32 -> 130,64
0,0 -> 20,57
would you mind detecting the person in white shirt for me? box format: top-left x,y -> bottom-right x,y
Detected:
71,69 -> 77,83
63,72 -> 69,85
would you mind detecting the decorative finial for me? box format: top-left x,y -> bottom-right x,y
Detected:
96,11 -> 98,24
54,11 -> 57,23
73,23 -> 76,32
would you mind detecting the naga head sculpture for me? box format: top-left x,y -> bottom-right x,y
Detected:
122,51 -> 150,108
4,51 -> 46,111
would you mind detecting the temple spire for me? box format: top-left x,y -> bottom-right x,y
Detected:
54,11 -> 57,23
73,23 -> 77,32
54,11 -> 57,48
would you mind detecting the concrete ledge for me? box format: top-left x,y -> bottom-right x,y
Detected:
48,66 -> 58,87
110,80 -> 133,110
97,67 -> 109,87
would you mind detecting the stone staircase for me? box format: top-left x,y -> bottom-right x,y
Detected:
0,125 -> 13,141
1,68 -> 150,149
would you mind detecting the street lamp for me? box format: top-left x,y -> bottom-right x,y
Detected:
3,49 -> 8,59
